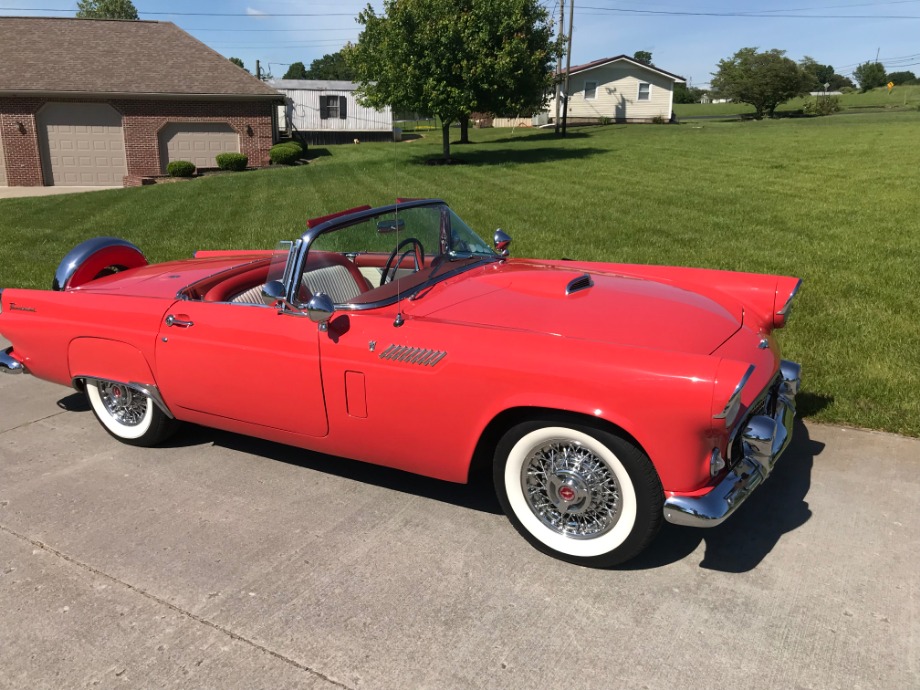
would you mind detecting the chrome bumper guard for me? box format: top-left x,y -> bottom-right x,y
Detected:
663,360 -> 801,528
0,347 -> 27,375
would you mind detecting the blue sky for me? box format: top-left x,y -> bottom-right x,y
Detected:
2,1 -> 919,88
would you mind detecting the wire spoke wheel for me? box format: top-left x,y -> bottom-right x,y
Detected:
98,382 -> 148,426
522,439 -> 622,539
494,422 -> 663,567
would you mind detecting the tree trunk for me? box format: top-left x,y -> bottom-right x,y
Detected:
441,121 -> 452,161
459,114 -> 470,143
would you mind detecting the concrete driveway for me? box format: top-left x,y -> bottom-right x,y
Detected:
0,186 -> 121,200
0,336 -> 917,689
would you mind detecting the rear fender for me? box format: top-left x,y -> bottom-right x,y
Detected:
68,338 -> 156,390
53,237 -> 147,291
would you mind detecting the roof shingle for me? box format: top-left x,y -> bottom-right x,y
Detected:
0,17 -> 281,98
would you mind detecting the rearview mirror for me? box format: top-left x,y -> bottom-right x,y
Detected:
494,229 -> 512,257
377,218 -> 405,234
305,293 -> 335,330
261,280 -> 291,308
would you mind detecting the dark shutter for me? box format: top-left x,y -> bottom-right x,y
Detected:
320,96 -> 329,120
339,95 -> 347,120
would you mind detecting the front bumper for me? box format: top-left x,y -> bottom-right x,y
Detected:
0,347 -> 27,374
662,359 -> 800,528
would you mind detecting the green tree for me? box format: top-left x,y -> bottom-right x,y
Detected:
799,56 -> 835,90
229,57 -> 248,73
633,50 -> 653,66
76,0 -> 138,19
853,61 -> 887,92
886,70 -> 916,85
828,73 -> 855,90
351,0 -> 556,161
305,50 -> 356,80
711,47 -> 807,119
282,61 -> 308,80
673,83 -> 704,104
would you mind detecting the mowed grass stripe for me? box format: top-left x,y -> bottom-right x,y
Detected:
0,112 -> 918,436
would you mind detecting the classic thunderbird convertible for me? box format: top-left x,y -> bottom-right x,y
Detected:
0,199 -> 801,566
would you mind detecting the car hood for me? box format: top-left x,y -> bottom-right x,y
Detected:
414,260 -> 744,355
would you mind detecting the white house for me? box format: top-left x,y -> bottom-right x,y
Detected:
269,80 -> 393,144
546,55 -> 685,124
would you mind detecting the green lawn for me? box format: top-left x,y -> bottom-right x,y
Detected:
674,85 -> 920,118
1,113 -> 918,436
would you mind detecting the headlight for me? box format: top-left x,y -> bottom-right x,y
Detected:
713,362 -> 755,429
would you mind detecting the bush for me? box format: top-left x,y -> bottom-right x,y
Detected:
651,114 -> 666,124
269,141 -> 305,166
166,160 -> 196,177
803,96 -> 841,116
215,152 -> 248,171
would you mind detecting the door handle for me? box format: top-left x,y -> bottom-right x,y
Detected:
165,314 -> 194,328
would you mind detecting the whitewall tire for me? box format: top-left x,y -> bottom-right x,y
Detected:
494,421 -> 663,567
85,380 -> 177,447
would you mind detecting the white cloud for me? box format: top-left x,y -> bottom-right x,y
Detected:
245,7 -> 267,16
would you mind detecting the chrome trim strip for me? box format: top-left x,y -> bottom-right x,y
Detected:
74,377 -> 174,419
776,279 -> 803,316
663,360 -> 800,528
565,273 -> 594,295
0,347 -> 27,375
713,364 -> 755,419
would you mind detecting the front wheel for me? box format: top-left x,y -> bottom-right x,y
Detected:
85,380 -> 178,447
494,422 -> 663,567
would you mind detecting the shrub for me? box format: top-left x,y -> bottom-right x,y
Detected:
803,96 -> 841,116
651,114 -> 666,124
166,160 -> 196,177
215,152 -> 248,171
270,141 -> 304,165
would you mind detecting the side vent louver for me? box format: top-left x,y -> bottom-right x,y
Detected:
379,345 -> 447,367
565,274 -> 594,295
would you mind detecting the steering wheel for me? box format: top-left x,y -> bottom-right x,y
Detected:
380,238 -> 425,286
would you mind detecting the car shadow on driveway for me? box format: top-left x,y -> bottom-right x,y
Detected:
56,392 -> 821,570
621,417 -> 824,573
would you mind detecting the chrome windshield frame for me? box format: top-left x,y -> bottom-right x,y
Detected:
285,199 -> 500,310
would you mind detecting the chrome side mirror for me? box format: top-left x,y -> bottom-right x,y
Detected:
493,229 -> 512,257
305,292 -> 335,330
261,280 -> 290,308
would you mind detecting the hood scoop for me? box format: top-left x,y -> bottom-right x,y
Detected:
565,273 -> 594,295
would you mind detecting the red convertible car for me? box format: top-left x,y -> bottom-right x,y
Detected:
0,199 -> 801,567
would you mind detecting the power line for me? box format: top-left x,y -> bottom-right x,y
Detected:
577,4 -> 920,18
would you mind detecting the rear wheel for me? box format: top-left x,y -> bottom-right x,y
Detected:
85,380 -> 178,447
494,421 -> 663,567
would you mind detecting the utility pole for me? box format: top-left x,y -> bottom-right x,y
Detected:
256,59 -> 262,80
561,0 -> 575,137
554,0 -> 565,134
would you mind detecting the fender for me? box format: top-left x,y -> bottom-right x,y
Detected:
53,237 -> 148,291
68,337 -> 157,391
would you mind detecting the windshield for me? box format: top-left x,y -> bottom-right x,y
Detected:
295,203 -> 497,308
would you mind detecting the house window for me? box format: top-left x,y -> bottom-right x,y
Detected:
584,81 -> 597,100
320,95 -> 347,120
638,83 -> 651,101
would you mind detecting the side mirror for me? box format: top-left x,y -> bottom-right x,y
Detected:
494,229 -> 512,257
305,292 -> 335,330
261,280 -> 290,308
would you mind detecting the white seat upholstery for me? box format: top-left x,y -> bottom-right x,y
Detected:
302,265 -> 362,303
230,264 -> 362,305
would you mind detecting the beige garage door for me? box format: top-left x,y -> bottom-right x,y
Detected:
0,133 -> 7,186
38,103 -> 127,186
159,123 -> 240,171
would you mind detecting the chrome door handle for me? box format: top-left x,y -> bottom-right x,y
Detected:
165,315 -> 194,328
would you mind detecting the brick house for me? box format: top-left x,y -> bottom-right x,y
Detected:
0,17 -> 283,188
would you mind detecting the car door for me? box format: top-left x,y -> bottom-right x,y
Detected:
154,301 -> 328,437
